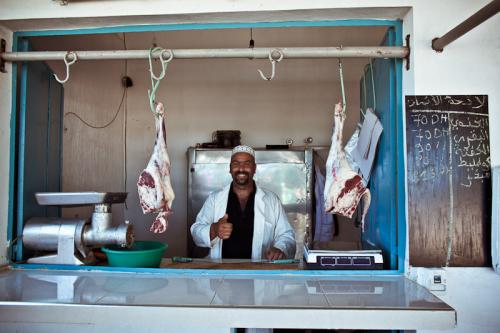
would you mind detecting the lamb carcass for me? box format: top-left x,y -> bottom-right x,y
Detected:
324,102 -> 371,231
137,102 -> 175,233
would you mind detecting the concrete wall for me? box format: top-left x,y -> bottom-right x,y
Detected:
1,1 -> 499,332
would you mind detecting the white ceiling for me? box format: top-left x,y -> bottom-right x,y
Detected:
1,7 -> 410,30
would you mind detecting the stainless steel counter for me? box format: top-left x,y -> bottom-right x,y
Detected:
0,267 -> 455,332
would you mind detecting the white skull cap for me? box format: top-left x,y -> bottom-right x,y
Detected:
231,145 -> 255,158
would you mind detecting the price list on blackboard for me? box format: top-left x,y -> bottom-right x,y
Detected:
405,95 -> 491,267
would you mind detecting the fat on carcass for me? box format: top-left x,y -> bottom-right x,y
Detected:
137,103 -> 175,233
324,102 -> 371,231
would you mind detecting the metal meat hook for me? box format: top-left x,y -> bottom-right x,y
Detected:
257,49 -> 284,81
54,51 -> 77,84
338,58 -> 347,116
149,48 -> 174,81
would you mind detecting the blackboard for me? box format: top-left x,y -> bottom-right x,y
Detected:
406,95 -> 491,267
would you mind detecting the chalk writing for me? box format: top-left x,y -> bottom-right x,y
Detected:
406,95 -> 491,267
407,95 -> 487,109
406,95 -> 490,188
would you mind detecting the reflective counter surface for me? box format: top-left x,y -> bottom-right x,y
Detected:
0,266 -> 455,332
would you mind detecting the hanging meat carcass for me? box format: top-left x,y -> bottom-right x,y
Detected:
137,102 -> 175,233
324,102 -> 371,231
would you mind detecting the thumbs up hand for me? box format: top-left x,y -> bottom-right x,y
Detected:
217,214 -> 233,240
210,214 -> 233,240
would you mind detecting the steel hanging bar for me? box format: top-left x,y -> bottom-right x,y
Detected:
1,46 -> 409,62
432,0 -> 500,52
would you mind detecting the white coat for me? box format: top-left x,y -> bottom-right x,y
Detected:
190,183 -> 296,260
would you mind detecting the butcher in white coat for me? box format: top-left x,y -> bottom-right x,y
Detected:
190,145 -> 296,260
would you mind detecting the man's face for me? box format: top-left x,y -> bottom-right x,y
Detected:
229,152 -> 256,186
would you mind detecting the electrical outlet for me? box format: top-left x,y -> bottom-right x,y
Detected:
429,269 -> 446,291
408,267 -> 447,292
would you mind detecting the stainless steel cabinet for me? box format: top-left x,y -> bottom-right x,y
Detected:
187,147 -> 313,259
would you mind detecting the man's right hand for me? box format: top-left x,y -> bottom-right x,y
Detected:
210,214 -> 233,240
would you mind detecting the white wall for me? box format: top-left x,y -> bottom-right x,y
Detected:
400,3 -> 500,333
417,268 -> 500,333
1,1 -> 499,332
407,1 -> 499,167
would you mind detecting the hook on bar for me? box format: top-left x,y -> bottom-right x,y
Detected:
369,59 -> 376,111
258,49 -> 284,81
149,47 -> 173,81
161,49 -> 174,63
54,51 -> 77,84
148,47 -> 174,116
338,58 -> 347,116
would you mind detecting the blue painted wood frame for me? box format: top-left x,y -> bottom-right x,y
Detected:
9,19 -> 405,275
14,20 -> 401,37
7,36 -> 18,262
359,23 -> 405,273
12,38 -> 64,261
394,24 -> 405,275
361,27 -> 398,270
15,38 -> 29,261
12,262 -> 401,276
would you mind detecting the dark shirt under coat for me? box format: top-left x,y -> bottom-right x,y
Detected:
221,183 -> 256,259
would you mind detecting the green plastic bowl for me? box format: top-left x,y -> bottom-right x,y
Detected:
102,241 -> 167,268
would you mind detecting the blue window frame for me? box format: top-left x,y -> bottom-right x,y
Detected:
8,19 -> 405,276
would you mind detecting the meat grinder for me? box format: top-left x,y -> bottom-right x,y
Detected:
22,192 -> 134,265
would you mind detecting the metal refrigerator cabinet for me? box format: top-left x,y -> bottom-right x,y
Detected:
187,147 -> 313,259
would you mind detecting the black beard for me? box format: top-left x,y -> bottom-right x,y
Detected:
233,172 -> 250,185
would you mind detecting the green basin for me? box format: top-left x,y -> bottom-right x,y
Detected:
102,241 -> 167,268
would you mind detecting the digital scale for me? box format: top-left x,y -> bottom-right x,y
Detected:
303,243 -> 383,270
